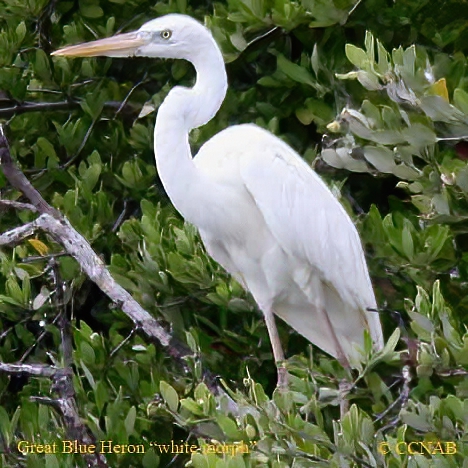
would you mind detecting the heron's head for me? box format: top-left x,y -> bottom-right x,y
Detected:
52,14 -> 212,61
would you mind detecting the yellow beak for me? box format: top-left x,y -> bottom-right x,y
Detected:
51,32 -> 147,57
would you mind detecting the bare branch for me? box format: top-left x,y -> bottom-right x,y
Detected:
0,200 -> 37,212
53,261 -> 109,468
0,362 -> 61,377
0,210 -> 182,354
0,100 -> 138,118
0,121 -> 237,450
30,375 -> 109,468
0,100 -> 78,117
0,125 -> 190,362
0,220 -> 39,245
114,73 -> 149,118
437,368 -> 468,377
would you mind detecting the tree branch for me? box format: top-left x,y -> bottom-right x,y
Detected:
0,362 -> 60,377
0,100 -> 138,118
0,200 -> 37,212
0,125 -> 206,374
0,126 -> 237,442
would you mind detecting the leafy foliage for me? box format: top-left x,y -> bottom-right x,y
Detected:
0,0 -> 468,467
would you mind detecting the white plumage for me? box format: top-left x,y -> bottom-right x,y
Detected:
53,14 -> 384,382
195,124 -> 383,363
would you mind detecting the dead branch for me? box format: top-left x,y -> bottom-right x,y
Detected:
53,260 -> 108,467
0,127 -> 190,361
0,126 -> 223,380
0,212 -> 180,350
0,362 -> 61,377
0,125 -> 237,454
0,100 -> 138,118
0,359 -> 105,465
0,200 -> 37,212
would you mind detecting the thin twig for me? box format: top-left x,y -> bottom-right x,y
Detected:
109,328 -> 138,361
62,118 -> 97,169
111,199 -> 131,233
0,100 -> 138,118
114,73 -> 149,118
20,302 -> 62,363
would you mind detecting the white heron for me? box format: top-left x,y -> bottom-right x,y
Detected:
52,14 -> 384,386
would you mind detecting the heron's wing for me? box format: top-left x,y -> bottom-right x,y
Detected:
237,126 -> 383,350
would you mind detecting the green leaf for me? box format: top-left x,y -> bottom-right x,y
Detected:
420,95 -> 462,122
80,341 -> 96,365
160,381 -> 179,412
216,415 -> 240,439
363,146 -> 396,173
321,148 -> 344,169
124,406 -> 136,435
311,43 -> 320,76
277,54 -> 315,87
194,382 -> 210,402
453,88 -> 468,114
296,98 -> 334,126
380,328 -> 401,359
400,410 -> 433,432
180,398 -> 204,416
376,40 -> 390,74
80,3 -> 104,18
34,49 -> 52,82
345,44 -> 368,69
94,381 -> 109,415
82,163 -> 101,192
0,407 -> 11,445
229,456 -> 246,468
403,45 -> 416,74
191,453 -> 209,468
80,360 -> 96,390
364,31 -> 375,61
45,455 -> 60,468
357,71 -> 382,90
15,22 -> 26,42
37,137 -> 57,161
5,277 -> 25,305
402,223 -> 414,260
402,123 -> 437,148
393,164 -> 421,180
80,91 -> 105,119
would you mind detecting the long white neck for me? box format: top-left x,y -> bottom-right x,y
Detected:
154,32 -> 227,226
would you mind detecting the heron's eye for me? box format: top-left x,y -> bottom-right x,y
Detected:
160,30 -> 172,40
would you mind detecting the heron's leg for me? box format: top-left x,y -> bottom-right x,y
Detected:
306,276 -> 351,417
315,301 -> 352,417
312,301 -> 351,417
315,303 -> 350,370
338,379 -> 352,419
302,275 -> 350,369
262,306 -> 288,388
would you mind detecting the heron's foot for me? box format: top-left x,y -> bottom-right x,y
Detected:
339,378 -> 352,419
276,364 -> 289,389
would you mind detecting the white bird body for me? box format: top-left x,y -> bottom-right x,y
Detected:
193,124 -> 383,362
52,14 -> 384,375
